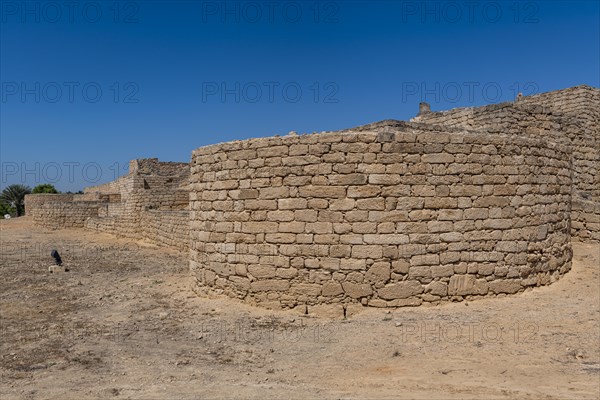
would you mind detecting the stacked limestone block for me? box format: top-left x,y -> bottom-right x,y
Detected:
27,158 -> 191,252
25,194 -> 76,215
571,198 -> 600,242
84,215 -> 117,233
412,85 -> 600,241
83,159 -> 190,249
140,210 -> 189,251
25,194 -> 105,229
190,123 -> 572,311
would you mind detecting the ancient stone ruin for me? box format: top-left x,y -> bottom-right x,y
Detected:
25,158 -> 190,251
25,85 -> 599,315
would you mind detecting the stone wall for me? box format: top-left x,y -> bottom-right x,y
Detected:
84,209 -> 190,251
26,158 -> 191,252
23,86 -> 596,314
411,85 -> 600,241
83,158 -> 189,246
130,158 -> 190,177
84,175 -> 133,197
140,210 -> 189,251
571,198 -> 600,242
25,194 -> 105,229
84,215 -> 117,234
189,123 -> 572,312
25,194 -> 77,211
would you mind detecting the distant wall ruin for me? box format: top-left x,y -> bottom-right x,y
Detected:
25,158 -> 190,251
25,193 -> 109,229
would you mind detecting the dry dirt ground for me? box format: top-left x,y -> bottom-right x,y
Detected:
1,216 -> 599,399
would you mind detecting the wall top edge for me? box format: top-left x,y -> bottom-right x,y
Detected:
191,121 -> 571,157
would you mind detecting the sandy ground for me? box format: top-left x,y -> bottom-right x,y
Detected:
0,216 -> 599,399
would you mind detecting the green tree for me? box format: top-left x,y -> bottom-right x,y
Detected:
0,184 -> 32,217
0,200 -> 15,218
32,184 -> 59,194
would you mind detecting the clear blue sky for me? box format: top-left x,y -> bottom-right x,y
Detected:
1,0 -> 599,191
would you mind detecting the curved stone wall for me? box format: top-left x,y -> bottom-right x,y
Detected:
411,85 -> 600,241
190,124 -> 573,311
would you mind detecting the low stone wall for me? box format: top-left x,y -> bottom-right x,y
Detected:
84,216 -> 116,234
84,158 -> 190,248
85,210 -> 189,251
85,175 -> 132,196
571,198 -> 600,242
140,210 -> 189,251
189,124 -> 573,312
84,190 -> 190,251
27,196 -> 103,229
26,158 -> 191,251
25,194 -> 76,212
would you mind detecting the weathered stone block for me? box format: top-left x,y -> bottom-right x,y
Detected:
427,221 -> 453,233
248,265 -> 277,279
250,279 -> 290,292
448,275 -> 489,296
368,174 -> 401,185
421,153 -> 454,164
267,210 -> 294,222
440,232 -> 463,242
291,283 -> 322,296
278,198 -> 307,210
488,279 -> 522,294
341,282 -> 373,298
340,258 -> 366,270
276,268 -> 298,279
278,222 -> 306,233
265,233 -> 296,243
431,265 -> 454,277
357,198 -> 386,210
347,185 -> 381,198
377,281 -> 423,300
295,209 -> 318,222
330,244 -> 351,258
363,234 -> 409,245
365,262 -> 391,284
328,174 -> 367,185
351,245 -> 383,259
299,186 -> 346,198
424,197 -> 458,209
329,198 -> 355,211
425,281 -> 448,296
448,274 -> 474,295
392,259 -> 410,274
321,281 -> 344,296
229,276 -> 251,291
